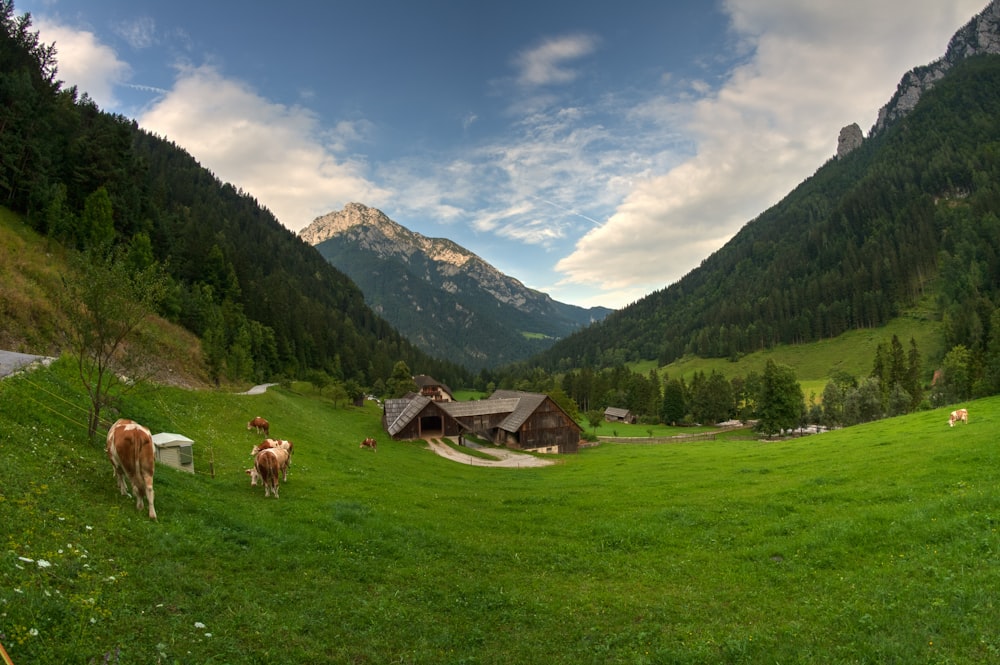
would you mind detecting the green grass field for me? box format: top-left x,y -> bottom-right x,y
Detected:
634,312 -> 944,390
2,358 -> 998,664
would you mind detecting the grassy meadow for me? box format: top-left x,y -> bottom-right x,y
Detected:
632,311 -> 945,400
1,359 -> 999,664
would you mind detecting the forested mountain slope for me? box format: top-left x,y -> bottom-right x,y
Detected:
0,4 -> 470,389
302,203 -> 611,370
531,54 -> 1000,375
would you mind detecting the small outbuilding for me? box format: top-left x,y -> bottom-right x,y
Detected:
604,406 -> 636,424
151,432 -> 195,473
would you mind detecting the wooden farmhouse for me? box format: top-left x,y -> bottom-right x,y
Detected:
383,389 -> 581,454
604,406 -> 637,424
413,374 -> 454,402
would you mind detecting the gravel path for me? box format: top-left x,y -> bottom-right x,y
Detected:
238,383 -> 278,395
426,438 -> 555,468
0,350 -> 54,379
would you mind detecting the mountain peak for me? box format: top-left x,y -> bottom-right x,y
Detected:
300,202 -> 396,242
872,0 -> 1000,135
300,203 -> 474,269
300,204 -> 611,368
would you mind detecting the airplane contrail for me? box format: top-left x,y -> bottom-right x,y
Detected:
125,83 -> 169,95
531,195 -> 604,227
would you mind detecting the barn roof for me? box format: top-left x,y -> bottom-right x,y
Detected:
384,395 -> 432,436
604,406 -> 631,418
384,389 -> 583,440
414,374 -> 453,395
439,398 -> 521,418
495,392 -> 547,432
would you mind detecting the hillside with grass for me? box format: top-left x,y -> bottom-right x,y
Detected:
2,359 -> 998,663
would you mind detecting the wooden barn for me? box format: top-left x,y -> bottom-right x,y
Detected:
383,389 -> 581,454
604,406 -> 637,424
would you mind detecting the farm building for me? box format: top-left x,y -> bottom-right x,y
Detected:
383,389 -> 581,454
604,406 -> 637,424
151,432 -> 195,473
413,374 -> 454,402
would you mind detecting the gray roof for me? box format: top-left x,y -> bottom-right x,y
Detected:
438,398 -> 521,419
151,432 -> 194,447
384,395 -> 432,436
496,393 -> 547,432
385,389 -> 580,438
604,406 -> 631,417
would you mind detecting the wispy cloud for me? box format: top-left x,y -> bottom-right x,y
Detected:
114,16 -> 157,49
554,0 -> 989,302
139,65 -> 391,228
513,34 -> 599,87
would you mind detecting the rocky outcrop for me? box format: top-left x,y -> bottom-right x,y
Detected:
836,123 -> 864,158
872,0 -> 1000,135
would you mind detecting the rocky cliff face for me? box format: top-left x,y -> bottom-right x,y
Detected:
300,203 -> 611,369
303,203 -> 550,311
872,0 -> 1000,135
836,123 -> 864,158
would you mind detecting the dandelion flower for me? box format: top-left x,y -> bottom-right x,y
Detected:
194,622 -> 206,629
29,628 -> 38,637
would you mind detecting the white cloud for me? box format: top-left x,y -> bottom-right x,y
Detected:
35,18 -> 130,109
554,0 -> 989,303
513,34 -> 599,87
139,65 -> 390,230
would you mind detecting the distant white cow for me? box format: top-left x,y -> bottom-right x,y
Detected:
948,408 -> 969,427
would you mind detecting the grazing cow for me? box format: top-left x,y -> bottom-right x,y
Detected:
245,467 -> 260,486
247,416 -> 269,436
106,418 -> 157,520
949,408 -> 969,427
360,437 -> 377,452
253,447 -> 290,498
251,439 -> 293,480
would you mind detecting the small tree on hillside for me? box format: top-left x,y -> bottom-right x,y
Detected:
585,409 -> 604,435
61,247 -> 167,440
755,360 -> 804,436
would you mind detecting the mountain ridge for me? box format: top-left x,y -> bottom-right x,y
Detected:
300,203 -> 611,369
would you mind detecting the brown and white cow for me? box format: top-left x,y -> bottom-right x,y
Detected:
949,408 -> 969,427
106,418 -> 157,520
247,416 -> 269,436
360,437 -> 377,452
251,439 -> 293,480
245,466 -> 261,486
253,447 -> 290,498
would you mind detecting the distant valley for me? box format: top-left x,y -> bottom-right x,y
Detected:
300,203 -> 611,369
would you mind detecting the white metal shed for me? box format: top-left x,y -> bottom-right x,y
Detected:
151,432 -> 195,473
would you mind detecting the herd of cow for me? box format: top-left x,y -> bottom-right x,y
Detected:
103,414 -> 380,520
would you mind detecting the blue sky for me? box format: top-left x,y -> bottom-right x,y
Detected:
19,0 -> 989,309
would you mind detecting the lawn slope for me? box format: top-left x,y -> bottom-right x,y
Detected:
1,359 -> 998,664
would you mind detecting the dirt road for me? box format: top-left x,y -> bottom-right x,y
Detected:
426,438 -> 556,468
